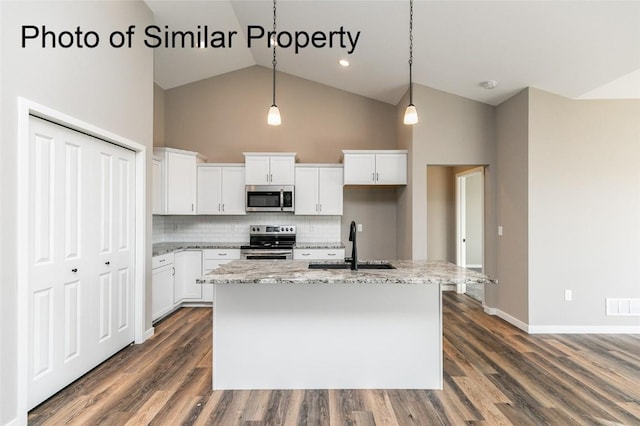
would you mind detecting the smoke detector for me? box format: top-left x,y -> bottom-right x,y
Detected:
481,80 -> 498,90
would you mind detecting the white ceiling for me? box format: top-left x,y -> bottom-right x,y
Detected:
146,1 -> 640,106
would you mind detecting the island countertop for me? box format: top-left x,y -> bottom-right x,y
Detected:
197,260 -> 497,285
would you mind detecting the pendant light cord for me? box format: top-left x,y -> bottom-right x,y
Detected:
272,0 -> 277,107
408,0 -> 414,105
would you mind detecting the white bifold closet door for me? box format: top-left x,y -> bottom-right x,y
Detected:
28,116 -> 135,409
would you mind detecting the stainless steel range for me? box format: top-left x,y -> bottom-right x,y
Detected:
240,225 -> 296,260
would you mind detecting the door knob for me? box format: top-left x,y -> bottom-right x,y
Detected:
71,268 -> 78,273
105,261 -> 110,265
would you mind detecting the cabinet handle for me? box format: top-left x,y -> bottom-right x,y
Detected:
372,172 -> 375,182
172,267 -> 175,276
218,203 -> 221,212
376,172 -> 379,181
218,253 -> 227,256
71,268 -> 78,273
222,204 -> 225,212
328,253 -> 336,256
105,261 -> 110,265
191,203 -> 194,212
319,204 -> 322,213
270,173 -> 273,182
159,259 -> 165,263
301,253 -> 310,256
266,173 -> 270,183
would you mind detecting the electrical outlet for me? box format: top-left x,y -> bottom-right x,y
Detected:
357,223 -> 363,232
498,226 -> 503,236
564,289 -> 572,301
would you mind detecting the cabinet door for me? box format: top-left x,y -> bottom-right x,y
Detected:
343,153 -> 376,184
152,159 -> 164,214
375,153 -> 407,185
166,152 -> 197,214
295,167 -> 319,215
152,264 -> 175,321
197,166 -> 222,214
269,156 -> 295,185
174,250 -> 203,301
221,166 -> 246,215
318,168 -> 343,215
245,156 -> 271,185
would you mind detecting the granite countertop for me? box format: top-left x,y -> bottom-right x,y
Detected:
153,242 -> 243,256
153,241 -> 346,256
197,260 -> 497,285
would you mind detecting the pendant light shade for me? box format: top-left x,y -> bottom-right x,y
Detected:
404,0 -> 418,125
267,0 -> 281,126
403,104 -> 418,125
268,105 -> 281,126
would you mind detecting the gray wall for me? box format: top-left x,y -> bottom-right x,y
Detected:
396,85 -> 497,295
163,65 -> 397,163
0,2 -> 154,423
495,89 -> 530,324
160,65 -> 399,258
154,83 -> 166,146
528,89 -> 640,327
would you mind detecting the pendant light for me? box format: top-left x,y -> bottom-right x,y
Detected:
267,0 -> 281,126
403,0 -> 418,125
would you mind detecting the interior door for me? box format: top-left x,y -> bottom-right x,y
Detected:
28,118 -> 94,407
94,141 -> 136,361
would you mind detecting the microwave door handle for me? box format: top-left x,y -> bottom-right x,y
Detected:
280,188 -> 284,211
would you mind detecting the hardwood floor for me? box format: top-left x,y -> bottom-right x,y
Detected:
29,293 -> 640,425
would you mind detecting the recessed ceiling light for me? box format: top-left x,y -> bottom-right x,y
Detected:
481,80 -> 498,90
339,59 -> 350,67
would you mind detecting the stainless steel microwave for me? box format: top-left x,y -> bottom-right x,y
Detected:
245,185 -> 294,212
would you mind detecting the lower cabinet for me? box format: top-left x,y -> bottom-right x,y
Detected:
293,248 -> 345,260
152,253 -> 175,321
174,250 -> 203,302
202,249 -> 241,302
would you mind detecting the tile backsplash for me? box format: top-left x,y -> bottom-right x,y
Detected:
153,214 -> 341,244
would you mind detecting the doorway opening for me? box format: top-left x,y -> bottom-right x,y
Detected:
426,165 -> 485,301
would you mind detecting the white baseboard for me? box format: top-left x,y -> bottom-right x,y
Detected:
140,327 -> 154,343
465,264 -> 482,269
528,325 -> 640,334
483,304 -> 529,332
4,418 -> 19,426
483,304 -> 640,334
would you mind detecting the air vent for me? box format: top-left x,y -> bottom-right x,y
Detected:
606,298 -> 640,316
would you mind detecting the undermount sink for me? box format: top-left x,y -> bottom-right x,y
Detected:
308,262 -> 396,270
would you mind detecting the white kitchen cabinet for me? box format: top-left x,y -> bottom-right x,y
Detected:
293,248 -> 345,260
152,253 -> 175,322
343,150 -> 407,185
244,152 -> 296,185
154,147 -> 206,215
174,250 -> 203,302
197,164 -> 246,215
202,249 -> 241,302
295,165 -> 343,215
152,155 -> 164,214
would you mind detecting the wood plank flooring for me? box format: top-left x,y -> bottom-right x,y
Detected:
29,292 -> 640,425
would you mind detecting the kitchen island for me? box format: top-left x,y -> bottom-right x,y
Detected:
198,260 -> 495,390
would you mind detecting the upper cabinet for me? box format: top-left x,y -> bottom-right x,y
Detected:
244,152 -> 296,185
154,147 -> 206,215
342,150 -> 408,185
197,164 -> 246,215
295,165 -> 343,215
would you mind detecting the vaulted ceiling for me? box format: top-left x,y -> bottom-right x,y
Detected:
146,1 -> 640,106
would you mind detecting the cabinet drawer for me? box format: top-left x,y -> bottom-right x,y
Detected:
152,252 -> 174,269
203,249 -> 241,260
293,248 -> 345,260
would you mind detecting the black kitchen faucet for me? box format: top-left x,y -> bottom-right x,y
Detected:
348,220 -> 358,270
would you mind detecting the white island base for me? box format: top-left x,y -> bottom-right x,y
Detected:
212,282 -> 442,390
